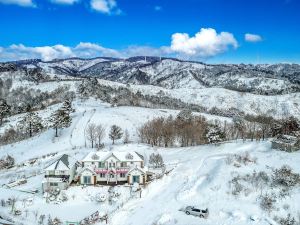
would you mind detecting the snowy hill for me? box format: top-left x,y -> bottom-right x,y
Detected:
2,57 -> 300,94
0,99 -> 299,225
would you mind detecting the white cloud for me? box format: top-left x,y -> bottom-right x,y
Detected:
90,0 -> 120,14
50,0 -> 79,5
0,0 -> 35,7
0,43 -> 123,61
245,33 -> 262,42
8,44 -> 74,61
170,28 -> 238,57
74,42 -> 121,58
0,28 -> 240,61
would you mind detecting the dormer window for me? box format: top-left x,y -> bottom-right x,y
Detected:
126,153 -> 133,160
91,154 -> 99,160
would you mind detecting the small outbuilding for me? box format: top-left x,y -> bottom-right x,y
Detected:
271,135 -> 300,152
42,154 -> 80,192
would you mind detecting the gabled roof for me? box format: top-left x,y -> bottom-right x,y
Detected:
77,166 -> 96,175
82,151 -> 144,162
128,166 -> 146,175
45,154 -> 79,171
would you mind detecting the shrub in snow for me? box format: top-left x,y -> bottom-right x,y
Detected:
48,216 -> 62,225
277,214 -> 296,225
0,155 -> 15,170
230,178 -> 244,196
272,165 -> 300,188
260,193 -> 276,213
95,193 -> 107,202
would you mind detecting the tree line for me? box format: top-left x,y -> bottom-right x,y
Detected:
85,123 -> 130,148
0,99 -> 74,146
137,109 -> 300,147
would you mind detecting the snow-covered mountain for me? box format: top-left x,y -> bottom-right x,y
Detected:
2,56 -> 300,95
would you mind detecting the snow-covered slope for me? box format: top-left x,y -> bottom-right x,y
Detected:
0,99 -> 299,225
3,57 -> 300,94
97,79 -> 300,118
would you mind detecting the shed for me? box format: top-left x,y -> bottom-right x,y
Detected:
271,135 -> 300,152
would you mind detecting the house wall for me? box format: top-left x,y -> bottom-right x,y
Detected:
96,173 -> 128,183
45,170 -> 70,176
80,170 -> 95,185
42,181 -> 68,192
83,160 -> 143,169
128,170 -> 146,185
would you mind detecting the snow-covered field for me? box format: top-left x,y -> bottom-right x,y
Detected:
0,98 -> 299,225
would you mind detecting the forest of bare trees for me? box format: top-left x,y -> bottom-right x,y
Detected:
138,110 -> 300,148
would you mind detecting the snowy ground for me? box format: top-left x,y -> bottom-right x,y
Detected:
0,98 -> 299,225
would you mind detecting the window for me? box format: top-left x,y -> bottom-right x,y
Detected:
48,170 -> 55,175
109,162 -> 115,168
120,173 -> 126,178
100,173 -> 105,178
49,182 -> 58,186
110,174 -> 114,178
83,176 -> 91,184
98,162 -> 105,168
120,162 -> 127,167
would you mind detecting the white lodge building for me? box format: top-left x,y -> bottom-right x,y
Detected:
78,151 -> 147,185
42,154 -> 79,192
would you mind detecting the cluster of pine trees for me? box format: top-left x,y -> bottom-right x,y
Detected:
0,99 -> 74,146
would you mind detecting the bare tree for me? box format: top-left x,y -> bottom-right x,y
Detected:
95,124 -> 105,148
123,129 -> 130,144
149,153 -> 164,168
86,123 -> 97,148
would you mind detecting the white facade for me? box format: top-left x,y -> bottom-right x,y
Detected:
42,154 -> 79,192
78,151 -> 147,185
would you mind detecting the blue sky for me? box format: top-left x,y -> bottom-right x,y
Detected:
0,0 -> 299,63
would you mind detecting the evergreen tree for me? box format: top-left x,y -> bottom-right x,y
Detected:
18,112 -> 43,137
49,109 -> 71,137
109,125 -> 123,144
0,99 -> 11,125
61,99 -> 74,114
206,124 -> 226,144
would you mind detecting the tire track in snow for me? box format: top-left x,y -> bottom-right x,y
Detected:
69,108 -> 96,148
110,153 -> 231,225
